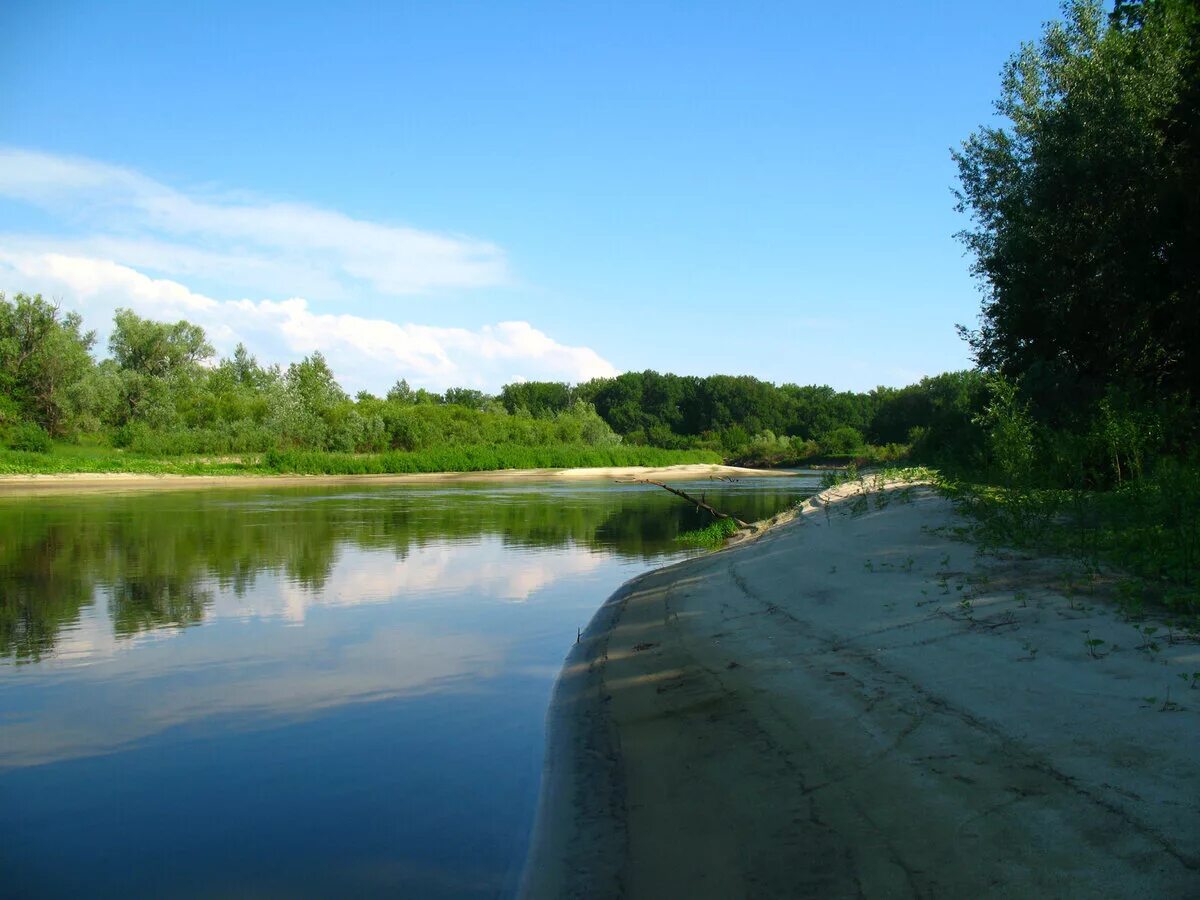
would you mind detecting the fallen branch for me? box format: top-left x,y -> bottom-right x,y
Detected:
639,479 -> 749,528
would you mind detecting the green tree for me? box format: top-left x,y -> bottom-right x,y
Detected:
499,381 -> 573,417
443,387 -> 489,410
954,0 -> 1200,414
109,308 -> 213,378
284,352 -> 346,414
0,292 -> 97,437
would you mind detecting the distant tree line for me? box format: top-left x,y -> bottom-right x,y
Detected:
0,293 -> 981,463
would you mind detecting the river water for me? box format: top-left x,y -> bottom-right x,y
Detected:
0,474 -> 816,898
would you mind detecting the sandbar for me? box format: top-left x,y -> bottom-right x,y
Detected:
0,464 -> 796,496
521,479 -> 1200,898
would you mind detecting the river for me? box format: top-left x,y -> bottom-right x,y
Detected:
0,474 -> 816,898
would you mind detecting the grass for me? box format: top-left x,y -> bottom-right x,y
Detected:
932,467 -> 1200,622
675,517 -> 741,548
810,459 -> 1199,624
0,443 -> 722,477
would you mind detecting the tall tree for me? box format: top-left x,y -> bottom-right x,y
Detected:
954,0 -> 1200,416
0,293 -> 96,436
109,308 -> 214,378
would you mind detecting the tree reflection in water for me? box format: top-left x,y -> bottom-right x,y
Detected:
0,478 -> 812,662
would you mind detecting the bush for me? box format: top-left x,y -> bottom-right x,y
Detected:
818,425 -> 864,455
5,423 -> 51,453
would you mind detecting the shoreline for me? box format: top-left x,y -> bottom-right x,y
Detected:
0,464 -> 798,496
520,480 -> 1200,898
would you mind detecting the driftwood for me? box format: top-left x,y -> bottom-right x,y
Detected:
638,479 -> 749,528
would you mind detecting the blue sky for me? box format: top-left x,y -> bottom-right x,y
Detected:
0,0 -> 1065,394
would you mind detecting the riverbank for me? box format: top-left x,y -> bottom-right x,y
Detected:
521,479 -> 1200,898
0,464 -> 796,495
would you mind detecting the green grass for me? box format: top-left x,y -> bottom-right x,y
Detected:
933,466 -> 1200,621
0,443 -> 722,477
675,516 -> 741,548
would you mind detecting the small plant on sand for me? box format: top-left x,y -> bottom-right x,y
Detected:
1158,689 -> 1183,712
1178,672 -> 1200,690
1015,590 -> 1029,608
1116,581 -> 1146,621
1083,629 -> 1108,659
1135,624 -> 1161,658
1018,641 -> 1038,661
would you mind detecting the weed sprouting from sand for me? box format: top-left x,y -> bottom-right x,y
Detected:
1135,625 -> 1162,658
1083,630 -> 1108,659
1158,689 -> 1183,712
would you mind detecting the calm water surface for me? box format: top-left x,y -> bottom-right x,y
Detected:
0,475 -> 817,898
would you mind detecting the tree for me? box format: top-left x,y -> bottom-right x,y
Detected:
499,381 -> 573,417
0,293 -> 97,436
109,308 -> 213,378
285,352 -> 347,414
954,0 -> 1200,416
443,387 -> 488,410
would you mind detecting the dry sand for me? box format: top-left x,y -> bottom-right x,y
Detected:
0,464 -> 790,496
521,479 -> 1200,898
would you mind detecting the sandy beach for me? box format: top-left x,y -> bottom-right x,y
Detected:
521,479 -> 1200,898
0,464 -> 793,496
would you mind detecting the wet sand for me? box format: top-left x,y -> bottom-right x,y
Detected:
521,480 -> 1200,898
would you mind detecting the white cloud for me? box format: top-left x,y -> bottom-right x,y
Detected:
0,250 -> 617,391
0,147 -> 508,296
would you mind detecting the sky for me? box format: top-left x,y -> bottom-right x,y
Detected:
0,0 -> 1066,395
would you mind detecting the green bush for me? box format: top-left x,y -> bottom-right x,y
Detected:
5,423 -> 51,453
818,425 -> 864,455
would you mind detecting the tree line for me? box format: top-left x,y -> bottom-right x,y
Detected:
0,293 -> 983,463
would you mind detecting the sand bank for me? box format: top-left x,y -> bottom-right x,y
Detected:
522,480 -> 1199,898
0,464 -> 794,496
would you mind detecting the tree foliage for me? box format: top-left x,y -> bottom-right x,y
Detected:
954,0 -> 1200,415
0,293 -> 96,436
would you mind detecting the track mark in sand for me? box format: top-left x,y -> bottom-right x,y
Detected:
725,559 -> 1200,879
